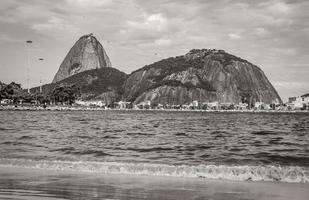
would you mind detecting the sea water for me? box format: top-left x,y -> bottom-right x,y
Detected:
0,110 -> 308,183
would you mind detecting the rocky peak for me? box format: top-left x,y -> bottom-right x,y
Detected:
184,49 -> 224,60
123,49 -> 282,105
52,33 -> 111,83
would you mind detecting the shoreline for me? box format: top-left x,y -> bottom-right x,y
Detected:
0,158 -> 308,184
0,166 -> 308,200
0,104 -> 308,114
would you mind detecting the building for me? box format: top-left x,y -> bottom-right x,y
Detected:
288,96 -> 309,110
0,99 -> 13,104
254,102 -> 264,110
75,100 -> 105,107
156,104 -> 164,109
192,100 -> 199,108
116,101 -> 131,109
135,100 -> 152,109
207,101 -> 219,109
288,97 -> 296,103
236,103 -> 248,110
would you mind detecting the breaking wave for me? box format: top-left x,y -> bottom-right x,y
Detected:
0,158 -> 308,183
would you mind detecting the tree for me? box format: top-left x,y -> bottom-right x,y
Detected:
50,85 -> 80,105
0,82 -> 23,101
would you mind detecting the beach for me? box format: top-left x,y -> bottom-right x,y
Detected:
1,166 -> 309,200
0,110 -> 308,199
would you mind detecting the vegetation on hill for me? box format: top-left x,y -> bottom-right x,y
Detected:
132,49 -> 255,76
50,85 -> 80,105
301,93 -> 309,98
133,56 -> 204,81
30,67 -> 127,104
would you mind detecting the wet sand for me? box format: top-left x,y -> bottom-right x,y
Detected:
0,167 -> 308,200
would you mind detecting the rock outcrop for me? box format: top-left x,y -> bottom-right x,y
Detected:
52,33 -> 111,83
0,81 -> 6,91
123,49 -> 282,105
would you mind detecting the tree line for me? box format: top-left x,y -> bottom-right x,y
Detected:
0,82 -> 80,105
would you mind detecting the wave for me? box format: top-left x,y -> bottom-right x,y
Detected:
0,158 -> 308,183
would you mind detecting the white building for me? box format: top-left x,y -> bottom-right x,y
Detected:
192,100 -> 199,108
254,102 -> 264,110
290,96 -> 309,109
237,103 -> 248,110
135,100 -> 152,109
75,100 -> 105,107
116,101 -> 131,109
208,101 -> 219,109
0,99 -> 13,104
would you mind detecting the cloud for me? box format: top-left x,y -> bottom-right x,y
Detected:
127,13 -> 167,32
0,33 -> 21,44
32,17 -> 70,31
66,0 -> 111,7
272,47 -> 297,56
228,33 -> 241,40
0,0 -> 308,100
274,81 -> 303,88
154,38 -> 172,46
265,1 -> 292,15
254,27 -> 270,37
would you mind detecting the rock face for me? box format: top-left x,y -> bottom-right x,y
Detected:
52,33 -> 111,83
0,81 -> 6,91
123,49 -> 282,105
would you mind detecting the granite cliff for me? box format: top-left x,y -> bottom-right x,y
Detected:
123,49 -> 281,105
52,34 -> 111,83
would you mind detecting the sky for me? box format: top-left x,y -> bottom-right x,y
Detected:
0,0 -> 308,101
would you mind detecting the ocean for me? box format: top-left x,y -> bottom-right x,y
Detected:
0,110 -> 308,199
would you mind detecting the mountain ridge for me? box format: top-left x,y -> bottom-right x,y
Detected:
34,33 -> 283,106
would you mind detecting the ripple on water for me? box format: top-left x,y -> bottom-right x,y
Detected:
0,111 -> 309,169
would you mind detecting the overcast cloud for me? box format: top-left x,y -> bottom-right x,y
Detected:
0,0 -> 308,101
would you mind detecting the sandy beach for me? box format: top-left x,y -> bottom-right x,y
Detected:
0,166 -> 308,200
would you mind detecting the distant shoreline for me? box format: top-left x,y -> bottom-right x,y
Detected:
0,104 -> 308,114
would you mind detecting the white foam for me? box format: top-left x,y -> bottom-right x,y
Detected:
0,158 -> 308,183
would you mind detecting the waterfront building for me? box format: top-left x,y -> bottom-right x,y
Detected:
288,97 -> 297,103
192,100 -> 199,108
289,96 -> 309,110
116,101 -> 131,109
0,99 -> 13,105
207,101 -> 219,110
254,102 -> 264,110
236,103 -> 248,110
75,100 -> 105,107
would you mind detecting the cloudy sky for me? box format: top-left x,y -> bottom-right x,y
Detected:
0,0 -> 308,101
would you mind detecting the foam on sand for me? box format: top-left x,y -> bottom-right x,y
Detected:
0,158 -> 308,183
1,166 -> 309,200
